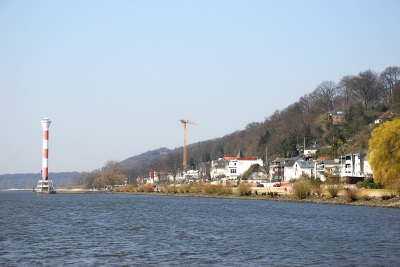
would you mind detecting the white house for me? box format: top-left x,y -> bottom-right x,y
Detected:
283,157 -> 299,180
225,150 -> 263,179
315,159 -> 341,181
342,150 -> 366,177
210,158 -> 227,179
304,143 -> 323,156
363,156 -> 373,176
284,158 -> 315,180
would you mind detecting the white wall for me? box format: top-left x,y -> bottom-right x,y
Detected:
225,158 -> 263,179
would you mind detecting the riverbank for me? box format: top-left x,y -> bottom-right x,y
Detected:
121,191 -> 400,209
33,187 -> 400,209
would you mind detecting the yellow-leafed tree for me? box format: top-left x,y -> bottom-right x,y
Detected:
367,118 -> 400,184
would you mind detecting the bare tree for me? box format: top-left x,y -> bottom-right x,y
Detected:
123,167 -> 140,184
103,159 -> 122,174
164,152 -> 182,183
315,81 -> 339,112
352,70 -> 380,108
338,75 -> 356,110
83,171 -> 102,189
380,66 -> 400,104
298,93 -> 323,117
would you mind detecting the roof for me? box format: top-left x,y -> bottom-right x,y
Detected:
346,149 -> 367,156
236,149 -> 245,158
237,158 -> 259,161
285,157 -> 300,167
319,160 -> 340,166
224,156 -> 236,161
250,164 -> 268,173
331,106 -> 344,116
305,143 -> 323,151
212,160 -> 226,167
378,110 -> 394,119
295,160 -> 315,169
271,157 -> 291,164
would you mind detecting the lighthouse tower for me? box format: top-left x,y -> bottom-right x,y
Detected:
35,117 -> 54,193
41,117 -> 51,180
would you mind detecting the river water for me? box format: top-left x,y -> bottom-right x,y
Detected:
1,191 -> 399,266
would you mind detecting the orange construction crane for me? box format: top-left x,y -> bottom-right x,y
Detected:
180,119 -> 198,170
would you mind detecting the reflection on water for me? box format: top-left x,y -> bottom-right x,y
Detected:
1,191 -> 399,266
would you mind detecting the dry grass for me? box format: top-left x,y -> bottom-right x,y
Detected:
291,179 -> 311,199
203,184 -> 219,194
178,184 -> 189,193
237,182 -> 252,196
385,181 -> 400,198
136,184 -> 155,192
311,183 -> 324,196
326,184 -> 342,198
343,188 -> 359,202
359,193 -> 372,201
202,184 -> 233,195
114,184 -> 136,193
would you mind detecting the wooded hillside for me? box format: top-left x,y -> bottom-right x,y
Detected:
119,66 -> 400,179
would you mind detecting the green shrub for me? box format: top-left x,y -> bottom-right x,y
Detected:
356,177 -> 383,189
292,179 -> 311,199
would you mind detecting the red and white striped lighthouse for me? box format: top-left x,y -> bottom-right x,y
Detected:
41,117 -> 51,180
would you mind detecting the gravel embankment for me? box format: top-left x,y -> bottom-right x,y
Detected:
125,191 -> 400,209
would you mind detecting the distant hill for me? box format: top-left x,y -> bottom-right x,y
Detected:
0,172 -> 78,190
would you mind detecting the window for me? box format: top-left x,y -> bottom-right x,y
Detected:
230,169 -> 237,174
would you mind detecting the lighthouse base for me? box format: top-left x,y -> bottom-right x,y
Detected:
35,180 -> 55,194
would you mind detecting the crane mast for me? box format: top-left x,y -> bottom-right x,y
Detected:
180,119 -> 198,170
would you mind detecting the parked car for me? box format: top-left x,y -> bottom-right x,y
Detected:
273,183 -> 281,187
257,184 -> 264,187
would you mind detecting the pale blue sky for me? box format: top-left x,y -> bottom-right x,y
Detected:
1,0 -> 399,174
